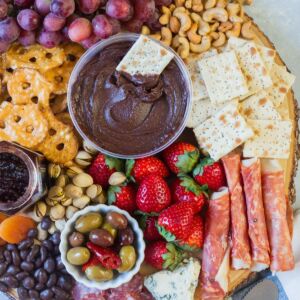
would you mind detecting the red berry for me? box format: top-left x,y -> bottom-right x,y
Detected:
108,183 -> 136,212
145,241 -> 183,270
88,154 -> 123,188
126,156 -> 169,183
142,216 -> 161,241
179,216 -> 204,249
136,175 -> 171,213
171,175 -> 206,213
163,142 -> 199,174
193,158 -> 226,191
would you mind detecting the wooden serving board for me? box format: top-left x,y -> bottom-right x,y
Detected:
141,15 -> 299,299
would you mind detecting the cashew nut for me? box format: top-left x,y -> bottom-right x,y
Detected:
141,25 -> 150,35
172,34 -> 181,48
203,7 -> 229,23
226,22 -> 241,38
173,9 -> 192,36
185,0 -> 192,9
210,21 -> 220,32
191,13 -> 210,36
161,27 -> 173,46
212,32 -> 226,47
190,35 -> 211,53
216,0 -> 227,8
209,31 -> 219,40
205,0 -> 217,9
218,21 -> 233,32
170,16 -> 180,33
241,21 -> 255,39
159,6 -> 171,25
150,33 -> 162,41
227,3 -> 243,23
178,37 -> 190,59
192,0 -> 203,12
187,23 -> 202,44
175,0 -> 185,7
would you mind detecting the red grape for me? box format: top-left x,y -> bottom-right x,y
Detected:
68,17 -> 92,42
154,0 -> 172,5
44,12 -> 66,31
0,17 -> 20,42
0,40 -> 9,53
50,0 -> 75,18
38,29 -> 62,48
17,9 -> 41,31
134,0 -> 155,22
123,17 -> 143,33
146,8 -> 162,31
92,14 -> 120,39
78,0 -> 101,14
19,29 -> 35,46
106,0 -> 133,21
14,0 -> 33,7
0,0 -> 8,19
34,0 -> 51,16
81,33 -> 100,49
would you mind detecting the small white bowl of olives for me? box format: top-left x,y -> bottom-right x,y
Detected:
59,204 -> 145,289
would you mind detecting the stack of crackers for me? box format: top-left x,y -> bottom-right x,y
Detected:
186,37 -> 295,161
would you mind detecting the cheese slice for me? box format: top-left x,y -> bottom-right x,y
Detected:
144,258 -> 201,300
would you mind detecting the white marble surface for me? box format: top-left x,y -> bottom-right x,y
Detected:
246,0 -> 300,209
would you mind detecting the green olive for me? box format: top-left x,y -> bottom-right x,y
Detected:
85,265 -> 114,282
75,213 -> 103,233
117,245 -> 136,273
102,222 -> 117,238
67,247 -> 90,265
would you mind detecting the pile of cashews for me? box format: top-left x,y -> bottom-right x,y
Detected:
141,0 -> 255,59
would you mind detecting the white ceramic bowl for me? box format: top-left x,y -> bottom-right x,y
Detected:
59,204 -> 145,289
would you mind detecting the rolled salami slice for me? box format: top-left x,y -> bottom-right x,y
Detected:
261,159 -> 295,272
222,153 -> 251,270
241,158 -> 270,271
201,187 -> 230,300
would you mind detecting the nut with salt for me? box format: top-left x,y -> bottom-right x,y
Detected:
61,197 -> 73,207
66,165 -> 84,178
64,184 -> 83,199
66,206 -> 79,219
86,184 -> 103,199
92,192 -> 107,204
48,163 -> 61,178
45,197 -> 59,207
108,172 -> 127,186
72,173 -> 94,188
34,201 -> 47,218
55,174 -> 69,187
73,195 -> 91,209
83,140 -> 98,155
50,204 -> 65,221
75,151 -> 93,167
48,186 -> 65,202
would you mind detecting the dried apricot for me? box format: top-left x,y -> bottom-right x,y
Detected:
0,215 -> 36,244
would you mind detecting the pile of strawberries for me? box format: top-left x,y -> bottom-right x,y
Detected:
88,142 -> 226,271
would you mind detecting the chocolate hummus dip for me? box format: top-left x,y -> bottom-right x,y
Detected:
70,41 -> 189,156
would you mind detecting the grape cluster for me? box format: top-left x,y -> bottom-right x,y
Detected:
0,0 -> 167,52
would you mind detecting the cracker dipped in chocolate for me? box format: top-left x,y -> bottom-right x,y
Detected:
71,42 -> 189,156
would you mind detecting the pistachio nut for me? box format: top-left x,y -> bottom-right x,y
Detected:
37,223 -> 48,241
48,222 -> 57,235
64,184 -> 83,199
92,192 -> 107,204
55,174 -> 69,187
108,172 -> 127,186
83,140 -> 98,155
49,204 -> 66,221
72,195 -> 91,209
66,206 -> 79,219
34,201 -> 47,218
66,165 -> 84,178
48,163 -> 61,178
86,184 -> 103,199
48,186 -> 65,202
61,197 -> 73,207
75,151 -> 93,167
72,173 -> 93,188
55,219 -> 66,231
45,197 -> 59,207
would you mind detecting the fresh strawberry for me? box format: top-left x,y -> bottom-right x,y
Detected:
157,202 -> 194,241
145,241 -> 184,270
193,157 -> 226,191
140,215 -> 161,241
162,142 -> 199,174
179,216 -> 204,250
108,183 -> 136,212
126,156 -> 169,183
136,175 -> 171,213
89,154 -> 123,188
171,174 -> 207,213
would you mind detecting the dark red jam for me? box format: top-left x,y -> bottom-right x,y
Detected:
0,152 -> 29,202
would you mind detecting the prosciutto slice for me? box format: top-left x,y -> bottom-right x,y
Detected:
261,159 -> 295,272
222,153 -> 251,270
241,158 -> 270,271
201,187 -> 230,300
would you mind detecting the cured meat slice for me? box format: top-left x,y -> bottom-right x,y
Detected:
261,159 -> 295,272
201,187 -> 230,300
222,152 -> 251,270
241,158 -> 270,271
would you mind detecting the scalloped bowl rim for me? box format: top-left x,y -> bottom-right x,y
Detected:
59,204 -> 145,289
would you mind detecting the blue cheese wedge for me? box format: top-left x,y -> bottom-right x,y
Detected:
144,258 -> 201,300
